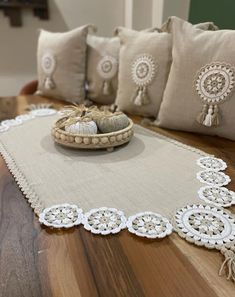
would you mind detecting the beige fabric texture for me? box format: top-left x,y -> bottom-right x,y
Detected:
115,27 -> 172,118
86,35 -> 120,104
0,115 -> 208,217
161,18 -> 219,33
157,17 -> 235,140
37,25 -> 91,103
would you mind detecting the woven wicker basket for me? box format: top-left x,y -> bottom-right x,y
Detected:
51,117 -> 134,151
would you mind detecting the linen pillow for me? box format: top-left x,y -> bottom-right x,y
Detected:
161,18 -> 219,32
157,17 -> 235,140
37,25 -> 93,103
86,35 -> 120,105
115,27 -> 172,117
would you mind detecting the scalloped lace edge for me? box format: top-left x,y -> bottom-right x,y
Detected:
0,142 -> 44,215
137,124 -> 211,157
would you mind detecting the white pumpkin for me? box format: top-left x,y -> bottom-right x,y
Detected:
96,111 -> 130,133
65,118 -> 97,135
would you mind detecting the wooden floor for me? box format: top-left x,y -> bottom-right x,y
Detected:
0,95 -> 234,297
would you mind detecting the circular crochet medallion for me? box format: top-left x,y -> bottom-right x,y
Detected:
131,54 -> 156,87
197,157 -> 227,171
16,114 -> 35,122
1,119 -> 22,127
97,55 -> 118,80
198,186 -> 235,207
0,125 -> 9,133
39,203 -> 83,228
197,170 -> 231,186
30,108 -> 57,117
174,204 -> 235,248
127,212 -> 172,239
82,207 -> 126,235
195,62 -> 235,104
41,52 -> 56,74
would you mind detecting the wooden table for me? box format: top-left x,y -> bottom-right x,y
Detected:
0,95 -> 234,297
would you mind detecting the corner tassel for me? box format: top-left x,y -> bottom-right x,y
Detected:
133,87 -> 150,106
211,105 -> 220,126
197,104 -> 208,124
103,80 -> 112,95
141,87 -> 150,105
134,88 -> 143,106
44,77 -> 55,90
219,246 -> 235,282
203,105 -> 213,127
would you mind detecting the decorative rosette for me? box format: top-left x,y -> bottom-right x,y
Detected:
127,211 -> 172,239
82,207 -> 126,235
1,119 -> 22,128
195,62 -> 235,127
30,108 -> 57,117
97,55 -> 118,95
198,186 -> 235,207
197,156 -> 227,171
174,204 -> 235,248
39,203 -> 83,228
15,114 -> 35,122
131,54 -> 156,106
197,170 -> 231,186
0,125 -> 9,133
41,52 -> 56,90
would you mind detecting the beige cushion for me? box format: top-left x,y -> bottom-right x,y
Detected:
115,27 -> 172,117
37,25 -> 92,103
161,18 -> 219,32
86,35 -> 120,105
157,17 -> 235,140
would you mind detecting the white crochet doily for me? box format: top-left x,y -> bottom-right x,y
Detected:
39,203 -> 83,228
195,62 -> 235,105
197,170 -> 231,186
131,54 -> 156,87
30,108 -> 57,117
127,212 -> 173,239
1,119 -> 22,127
174,204 -> 235,248
15,114 -> 35,122
198,186 -> 235,207
197,156 -> 227,171
0,125 -> 9,133
82,207 -> 126,235
97,55 -> 118,80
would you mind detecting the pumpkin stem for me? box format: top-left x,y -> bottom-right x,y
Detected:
112,105 -> 118,113
81,110 -> 86,117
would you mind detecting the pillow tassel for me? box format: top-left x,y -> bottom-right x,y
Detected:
134,88 -> 143,106
203,105 -> 213,127
211,104 -> 220,126
44,77 -> 55,90
219,246 -> 235,282
142,87 -> 150,105
134,87 -> 150,106
197,104 -> 208,125
103,80 -> 112,95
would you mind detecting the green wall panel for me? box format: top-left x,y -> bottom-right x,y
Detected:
189,0 -> 235,29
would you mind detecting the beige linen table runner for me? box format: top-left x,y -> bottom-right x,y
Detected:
0,115 -> 207,215
0,113 -> 234,281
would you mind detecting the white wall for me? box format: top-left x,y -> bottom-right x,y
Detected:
162,0 -> 190,23
0,0 -> 125,96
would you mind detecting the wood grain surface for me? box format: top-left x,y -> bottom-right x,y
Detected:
0,95 -> 234,297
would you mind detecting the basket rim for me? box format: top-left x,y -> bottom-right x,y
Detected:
53,117 -> 133,138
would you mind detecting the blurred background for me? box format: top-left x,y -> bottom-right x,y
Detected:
0,0 -> 234,96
